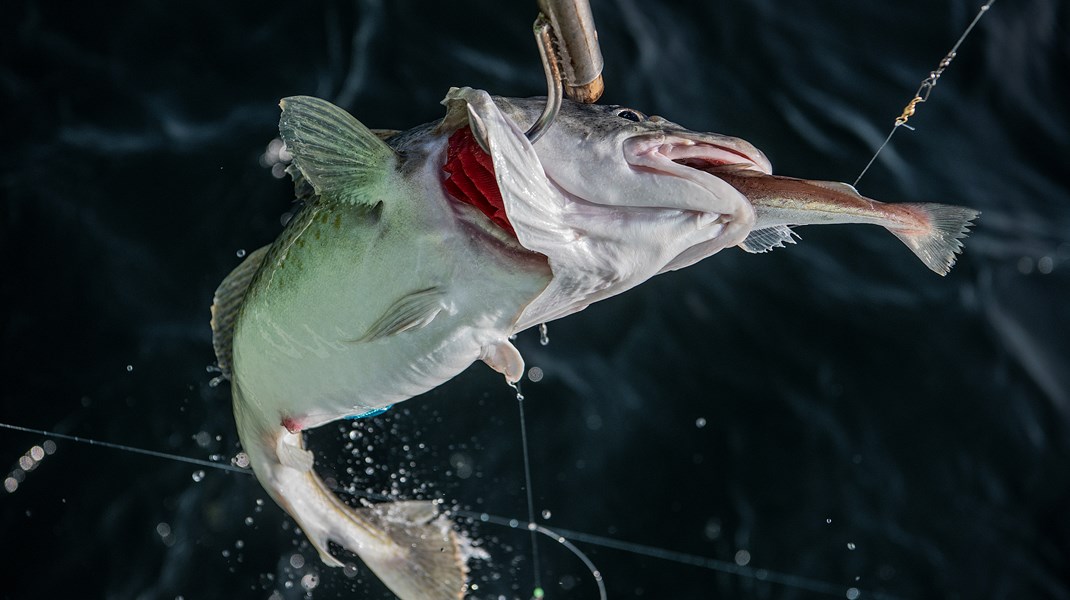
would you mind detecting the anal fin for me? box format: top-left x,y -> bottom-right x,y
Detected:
739,225 -> 800,253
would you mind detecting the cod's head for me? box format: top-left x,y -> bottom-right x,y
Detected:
439,87 -> 771,326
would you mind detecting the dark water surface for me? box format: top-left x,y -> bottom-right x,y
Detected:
4,1 -> 1069,598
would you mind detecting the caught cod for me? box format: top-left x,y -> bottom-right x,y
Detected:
210,87 -> 977,599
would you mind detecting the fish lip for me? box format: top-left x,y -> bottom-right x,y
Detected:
624,132 -> 773,177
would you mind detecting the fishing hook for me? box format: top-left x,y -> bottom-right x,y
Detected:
525,0 -> 605,143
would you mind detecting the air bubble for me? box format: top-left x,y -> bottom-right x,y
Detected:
847,542 -> 856,550
538,323 -> 550,346
695,417 -> 707,428
734,549 -> 751,566
191,470 -> 205,482
236,248 -> 246,258
126,365 -> 134,372
541,509 -> 552,519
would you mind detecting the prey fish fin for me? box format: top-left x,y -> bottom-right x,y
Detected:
278,96 -> 397,206
807,180 -> 863,197
739,225 -> 800,254
357,287 -> 447,342
889,203 -> 979,276
480,340 -> 525,384
210,245 -> 271,380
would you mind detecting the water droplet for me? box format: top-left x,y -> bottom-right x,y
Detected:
1038,255 -> 1054,274
734,549 -> 751,566
541,509 -> 551,520
236,248 -> 246,258
43,440 -> 57,455
343,563 -> 359,578
4,477 -> 18,493
695,417 -> 707,428
1018,256 -> 1034,274
244,516 -> 254,526
29,446 -> 45,461
18,455 -> 34,470
191,470 -> 205,482
508,518 -> 519,528
538,323 -> 550,346
126,364 -> 134,372
533,587 -> 545,599
289,553 -> 305,569
231,452 -> 250,468
847,542 -> 856,550
527,522 -> 536,531
704,518 -> 722,540
300,573 -> 319,590
208,376 -> 224,388
846,588 -> 860,600
826,518 -> 832,524
527,366 -> 544,382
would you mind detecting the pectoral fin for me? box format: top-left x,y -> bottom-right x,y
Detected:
480,340 -> 525,384
278,96 -> 397,206
739,225 -> 799,253
357,287 -> 446,342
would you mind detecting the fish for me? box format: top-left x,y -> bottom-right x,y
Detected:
209,87 -> 978,599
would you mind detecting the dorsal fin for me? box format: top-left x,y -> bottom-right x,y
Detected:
807,179 -> 863,197
210,246 -> 270,380
278,96 -> 397,206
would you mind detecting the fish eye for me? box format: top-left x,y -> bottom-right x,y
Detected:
616,109 -> 645,123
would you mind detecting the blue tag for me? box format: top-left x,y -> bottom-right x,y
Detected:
344,405 -> 393,420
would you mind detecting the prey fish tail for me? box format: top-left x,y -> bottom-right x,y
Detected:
717,169 -> 980,275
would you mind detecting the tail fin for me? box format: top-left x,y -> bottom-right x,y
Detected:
345,499 -> 469,599
232,387 -> 470,599
889,203 -> 979,276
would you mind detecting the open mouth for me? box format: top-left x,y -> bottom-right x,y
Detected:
626,134 -> 772,176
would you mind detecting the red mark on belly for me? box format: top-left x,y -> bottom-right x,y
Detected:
281,417 -> 302,433
443,127 -> 517,237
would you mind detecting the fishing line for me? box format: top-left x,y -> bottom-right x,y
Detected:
511,381 -> 545,598
853,0 -> 997,188
0,421 -> 252,475
2,421 -> 894,598
454,509 -> 607,600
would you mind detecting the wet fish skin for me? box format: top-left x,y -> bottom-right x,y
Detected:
714,168 -> 979,275
211,87 -> 978,600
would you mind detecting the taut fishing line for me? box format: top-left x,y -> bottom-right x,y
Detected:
854,0 -> 997,188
